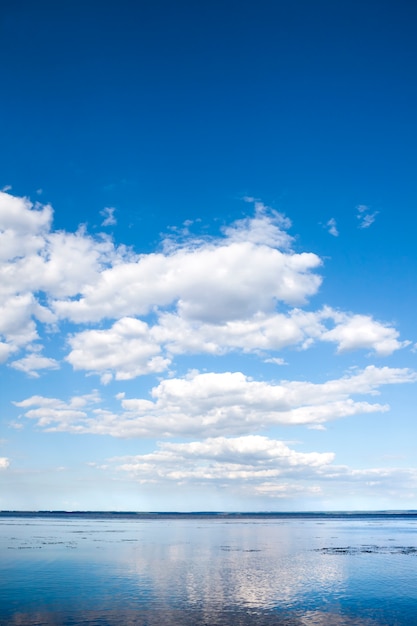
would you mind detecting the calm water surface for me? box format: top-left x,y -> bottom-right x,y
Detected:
1,513 -> 416,625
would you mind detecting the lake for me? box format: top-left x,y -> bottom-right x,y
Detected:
1,512 -> 416,625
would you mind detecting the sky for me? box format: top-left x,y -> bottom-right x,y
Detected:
0,0 -> 416,511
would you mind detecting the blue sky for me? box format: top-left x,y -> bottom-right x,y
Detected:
1,0 -> 416,511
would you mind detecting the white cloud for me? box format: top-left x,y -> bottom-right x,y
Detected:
225,199 -> 293,248
63,307 -> 407,382
104,435 -> 417,503
66,317 -> 170,382
0,342 -> 14,363
356,204 -> 379,229
100,206 -> 117,226
0,191 -> 52,269
27,227 -> 121,299
326,218 -> 339,237
0,293 -> 41,346
252,466 -> 417,500
53,240 -> 322,324
320,310 -> 409,356
152,310 -> 306,356
360,213 -> 378,228
112,435 -> 335,484
0,190 -> 129,360
154,307 -> 406,359
14,391 -> 101,428
253,482 -> 322,498
47,199 -> 321,325
15,366 -> 416,438
264,357 -> 287,365
2,189 -> 416,509
10,353 -> 60,378
0,457 -> 9,469
1,190 -> 408,378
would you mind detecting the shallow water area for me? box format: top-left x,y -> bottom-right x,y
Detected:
1,512 -> 417,625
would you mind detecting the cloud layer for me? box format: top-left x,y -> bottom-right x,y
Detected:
2,190 -> 415,503
15,365 -> 416,438
107,435 -> 417,502
0,191 -> 407,381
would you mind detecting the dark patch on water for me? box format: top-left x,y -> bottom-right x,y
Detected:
315,545 -> 417,555
220,545 -> 262,552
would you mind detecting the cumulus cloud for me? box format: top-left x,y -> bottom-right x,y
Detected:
112,435 -> 335,484
15,366 -> 416,438
0,191 -> 131,360
48,196 -> 320,325
319,309 -> 409,356
0,190 -> 408,377
0,457 -> 9,469
226,199 -> 293,248
0,293 -> 42,348
0,342 -> 14,363
66,317 -> 170,382
53,238 -> 322,324
2,189 -> 416,507
14,391 -> 101,429
63,307 -> 407,382
0,196 -> 309,358
157,306 -> 407,358
10,352 -> 60,378
0,191 -> 52,262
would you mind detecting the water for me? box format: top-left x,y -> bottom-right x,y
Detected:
1,513 -> 417,625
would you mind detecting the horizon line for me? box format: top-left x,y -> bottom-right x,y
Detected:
2,509 -> 417,515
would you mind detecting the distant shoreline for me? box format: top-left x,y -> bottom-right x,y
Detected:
1,510 -> 417,520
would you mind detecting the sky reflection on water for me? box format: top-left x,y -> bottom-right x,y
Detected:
1,516 -> 416,625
